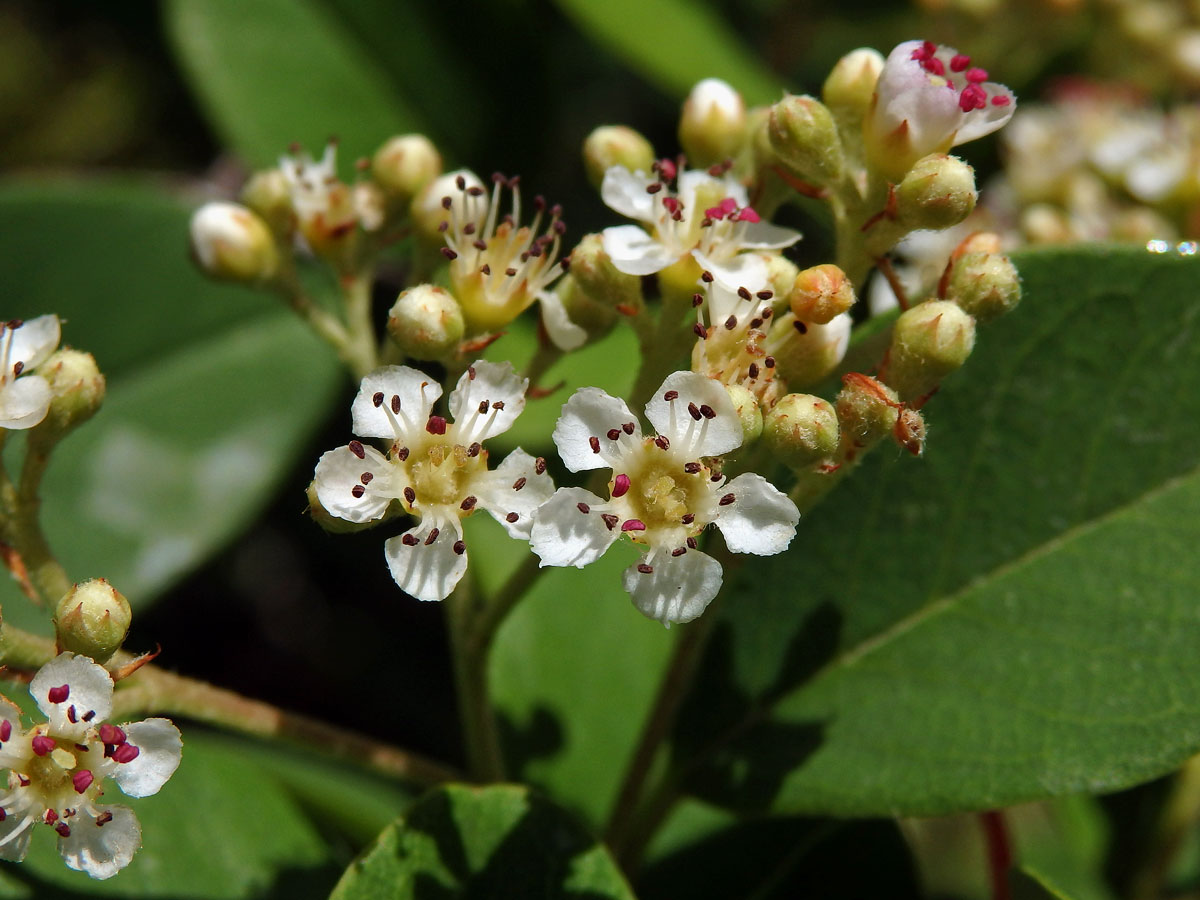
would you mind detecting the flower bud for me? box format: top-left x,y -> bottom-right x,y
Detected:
896,154 -> 977,232
725,383 -> 763,445
789,264 -> 857,324
885,300 -> 976,401
28,349 -> 105,441
836,372 -> 900,446
583,126 -> 655,188
943,252 -> 1021,322
822,48 -> 884,126
768,94 -> 845,187
190,202 -> 280,283
567,233 -> 645,314
240,169 -> 294,235
54,579 -> 131,664
761,254 -> 799,313
764,393 -> 840,469
372,134 -> 442,204
769,313 -> 852,388
387,284 -> 465,359
893,406 -> 926,456
411,169 -> 484,244
679,78 -> 747,167
550,275 -> 618,343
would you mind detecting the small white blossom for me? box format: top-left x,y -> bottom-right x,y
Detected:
530,371 -> 799,626
0,654 -> 182,879
313,361 -> 554,602
0,315 -> 60,430
280,142 -> 381,252
865,40 -> 1015,180
600,160 -> 799,290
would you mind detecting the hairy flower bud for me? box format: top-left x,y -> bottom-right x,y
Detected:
240,169 -> 294,235
387,284 -> 465,359
54,579 -> 131,664
885,300 -> 976,401
583,126 -> 655,188
764,393 -> 840,469
837,372 -> 900,446
28,348 -> 105,442
768,94 -> 845,187
944,251 -> 1021,322
789,264 -> 857,324
567,233 -> 645,314
190,202 -> 280,283
679,78 -> 747,167
372,134 -> 442,204
896,154 -> 977,231
822,48 -> 885,125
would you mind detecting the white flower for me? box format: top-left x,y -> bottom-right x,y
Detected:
0,653 -> 182,879
313,360 -> 554,602
600,161 -> 799,290
530,371 -> 799,626
436,171 -> 581,348
279,142 -> 379,252
0,315 -> 60,430
865,40 -> 1015,180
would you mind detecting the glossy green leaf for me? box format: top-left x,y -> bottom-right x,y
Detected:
673,246 -> 1200,816
0,180 -> 341,631
549,0 -> 782,104
330,784 -> 636,899
165,0 -> 425,169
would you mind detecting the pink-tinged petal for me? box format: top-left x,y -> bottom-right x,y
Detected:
6,315 -> 61,371
621,547 -> 723,626
600,166 -> 656,221
474,449 -> 556,540
602,225 -> 680,276
448,360 -> 527,444
350,366 -> 442,440
313,443 -> 396,523
57,805 -> 141,880
383,520 -> 467,602
110,719 -> 182,798
529,487 -> 619,568
713,473 -> 799,555
644,372 -> 742,458
31,654 -> 112,738
552,387 -> 640,472
0,376 -> 52,430
954,83 -> 1016,144
538,289 -> 588,352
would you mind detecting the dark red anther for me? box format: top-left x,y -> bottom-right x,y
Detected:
684,462 -> 701,474
372,391 -> 385,407
959,84 -> 987,112
622,519 -> 646,532
461,495 -> 478,510
0,720 -> 10,742
748,363 -> 760,379
492,401 -> 505,411
693,323 -> 708,338
97,811 -> 113,826
699,404 -> 716,419
360,472 -> 374,484
589,436 -> 601,454
719,493 -> 736,506
44,809 -> 58,824
663,390 -> 679,401
601,513 -> 619,530
655,436 -> 670,450
478,400 -> 490,414
535,456 -> 546,474
348,440 -> 366,459
351,485 -> 365,499
656,158 -> 677,181
671,547 -> 686,557
112,743 -> 140,764
424,528 -> 439,545
577,502 -> 590,514
607,428 -> 621,440
724,316 -> 737,330
505,512 -> 519,523
391,395 -> 402,414
453,541 -> 466,555
692,293 -> 704,307
737,286 -> 752,300
426,415 -> 447,435
612,473 -> 630,497
397,447 -> 410,461
700,270 -> 714,283
965,67 -> 988,83
99,724 -> 125,745
55,823 -> 71,838
468,442 -> 482,457
688,402 -> 702,421
441,196 -> 453,210
441,247 -> 458,260
404,486 -> 417,504
66,706 -> 77,724
637,563 -> 654,574
765,356 -> 776,368
11,362 -> 23,377
72,770 -> 94,794
794,320 -> 808,334
950,53 -> 970,72
681,513 -> 695,525
402,534 -> 419,546
687,536 -> 698,549
622,422 -> 636,435
512,477 -> 526,491
32,736 -> 56,756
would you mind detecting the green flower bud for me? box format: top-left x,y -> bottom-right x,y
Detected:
566,234 -> 645,314
372,134 -> 442,204
583,125 -> 655,188
822,48 -> 884,126
28,348 -> 105,442
387,284 -> 465,359
789,263 -> 856,324
885,300 -> 976,401
764,393 -> 840,469
679,78 -> 747,168
836,372 -> 900,447
725,383 -> 763,445
54,579 -> 132,664
768,94 -> 845,187
240,169 -> 294,236
896,154 -> 977,232
944,252 -> 1021,322
190,202 -> 280,284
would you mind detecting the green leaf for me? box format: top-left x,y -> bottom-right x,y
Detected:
674,246 -> 1200,816
548,0 -> 782,104
165,0 -> 425,169
330,784 -> 636,899
0,180 -> 341,630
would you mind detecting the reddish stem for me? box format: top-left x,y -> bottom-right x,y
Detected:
980,810 -> 1012,900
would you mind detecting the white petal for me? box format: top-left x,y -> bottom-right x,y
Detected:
538,290 -> 588,351
714,473 -> 800,555
529,487 -> 618,568
313,444 -> 396,523
58,805 -> 141,880
0,376 -> 52,430
678,170 -> 747,209
600,166 -> 655,222
736,221 -> 802,251
32,654 -> 112,739
475,448 -> 556,540
0,813 -> 33,862
644,371 -> 742,458
695,251 -> 769,294
552,387 -> 640,472
449,360 -> 527,444
110,719 -> 182,798
954,83 -> 1016,145
602,225 -> 680,276
6,315 -> 61,371
350,366 -> 442,440
622,547 -> 723,626
384,519 -> 467,602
